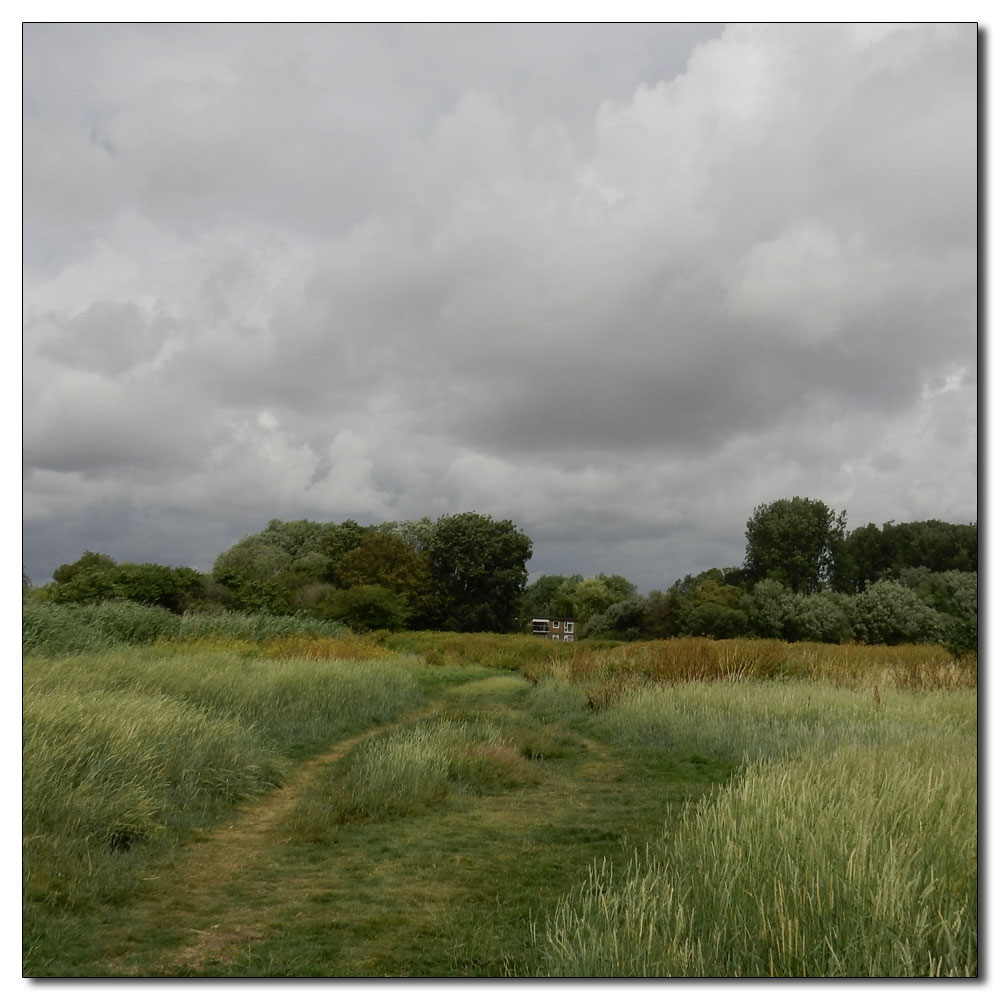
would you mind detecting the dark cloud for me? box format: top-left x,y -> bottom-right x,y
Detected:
22,23 -> 977,590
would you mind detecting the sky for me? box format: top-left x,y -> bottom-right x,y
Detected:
21,21 -> 979,593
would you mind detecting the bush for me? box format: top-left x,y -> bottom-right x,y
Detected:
852,580 -> 944,645
684,602 -> 748,639
325,585 -> 410,631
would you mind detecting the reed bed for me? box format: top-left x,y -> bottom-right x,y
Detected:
524,637 -> 975,699
22,602 -> 351,657
383,630 -> 582,671
535,688 -> 977,977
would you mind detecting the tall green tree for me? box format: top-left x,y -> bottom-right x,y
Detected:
336,532 -> 434,626
744,497 -> 847,594
519,574 -> 582,620
426,513 -> 533,632
52,551 -> 116,585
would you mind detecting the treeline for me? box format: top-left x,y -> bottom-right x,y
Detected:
524,498 -> 977,653
25,513 -> 532,634
23,497 -> 977,651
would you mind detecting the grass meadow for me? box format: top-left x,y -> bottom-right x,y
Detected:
22,609 -> 977,977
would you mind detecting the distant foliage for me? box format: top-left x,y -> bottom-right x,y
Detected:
427,513 -> 533,632
49,554 -> 205,613
851,580 -> 945,646
744,497 -> 846,594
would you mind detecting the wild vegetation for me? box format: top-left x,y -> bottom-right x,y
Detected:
21,496 -> 978,976
24,499 -> 977,653
23,611 -> 976,978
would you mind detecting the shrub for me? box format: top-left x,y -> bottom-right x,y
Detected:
852,580 -> 944,645
684,602 -> 748,639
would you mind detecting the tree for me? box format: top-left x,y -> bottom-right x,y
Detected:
213,536 -> 293,582
53,551 -> 116,585
685,602 -> 748,640
831,522 -> 885,593
832,520 -> 978,592
519,574 -> 582,620
579,595 -> 649,640
850,580 -> 943,646
901,569 -> 978,655
426,513 -> 533,632
642,589 -> 686,638
326,585 -> 409,631
336,532 -> 433,626
52,559 -> 204,613
744,497 -> 846,594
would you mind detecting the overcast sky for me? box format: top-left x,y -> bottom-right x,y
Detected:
22,22 -> 978,593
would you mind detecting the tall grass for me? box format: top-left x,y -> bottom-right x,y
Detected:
525,637 -> 975,695
24,689 -> 287,909
533,683 -> 977,977
22,601 -> 349,657
175,610 -> 347,642
284,716 -> 538,840
22,601 -> 179,656
384,630 -> 581,671
585,679 -> 976,762
23,645 -> 425,943
25,646 -> 424,754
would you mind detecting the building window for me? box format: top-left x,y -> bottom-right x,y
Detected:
551,634 -> 561,641
563,635 -> 574,642
564,621 -> 574,634
552,620 -> 561,629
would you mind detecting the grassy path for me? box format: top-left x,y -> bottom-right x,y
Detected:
82,672 -> 732,977
95,696 -> 453,975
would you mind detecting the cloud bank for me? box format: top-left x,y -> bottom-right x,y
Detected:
23,23 -> 977,591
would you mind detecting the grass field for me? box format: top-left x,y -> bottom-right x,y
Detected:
23,623 -> 977,978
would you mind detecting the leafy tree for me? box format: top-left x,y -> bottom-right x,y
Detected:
519,574 -> 582,621
215,574 -> 293,615
386,517 -> 436,553
579,595 -> 649,640
326,585 -> 409,631
901,569 -> 978,655
52,560 -> 204,613
259,518 -> 333,559
316,520 -> 376,585
596,573 -> 639,604
794,592 -> 853,643
53,551 -> 116,586
213,536 -> 293,582
336,532 -> 433,626
880,520 -> 978,576
426,513 -> 532,632
642,589 -> 686,638
744,497 -> 846,594
850,580 -> 943,646
566,577 -> 615,623
685,602 -> 748,639
831,522 -> 885,593
833,520 -> 978,592
747,579 -> 803,639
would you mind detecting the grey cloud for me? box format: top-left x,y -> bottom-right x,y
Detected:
35,300 -> 170,375
22,23 -> 976,591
